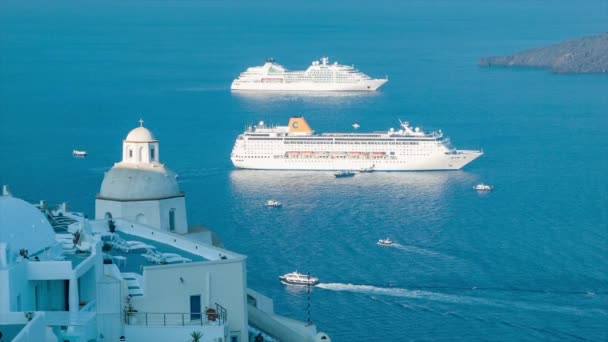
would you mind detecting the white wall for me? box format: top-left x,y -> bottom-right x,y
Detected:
9,312 -> 45,342
247,289 -> 274,314
96,265 -> 124,342
7,262 -> 36,312
0,269 -> 10,312
78,268 -> 96,306
132,259 -> 248,342
96,197 -> 187,233
125,324 -> 225,342
159,197 -> 188,233
95,199 -> 123,221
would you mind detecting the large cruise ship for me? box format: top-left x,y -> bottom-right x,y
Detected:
231,57 -> 388,91
231,117 -> 483,171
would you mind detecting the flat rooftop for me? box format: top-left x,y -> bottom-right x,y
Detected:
101,231 -> 206,274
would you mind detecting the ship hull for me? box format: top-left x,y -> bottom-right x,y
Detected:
231,150 -> 483,171
230,78 -> 387,91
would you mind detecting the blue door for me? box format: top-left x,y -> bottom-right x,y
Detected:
190,295 -> 201,320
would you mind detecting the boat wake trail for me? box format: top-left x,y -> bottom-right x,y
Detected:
315,283 -> 606,317
389,243 -> 447,258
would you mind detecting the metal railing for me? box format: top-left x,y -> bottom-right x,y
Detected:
124,303 -> 227,326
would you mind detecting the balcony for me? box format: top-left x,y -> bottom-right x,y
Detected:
124,303 -> 227,327
123,304 -> 228,341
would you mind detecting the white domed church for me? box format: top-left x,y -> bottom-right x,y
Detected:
95,120 -> 188,233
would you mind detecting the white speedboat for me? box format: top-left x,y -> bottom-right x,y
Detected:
352,123 -> 360,129
265,199 -> 282,207
377,238 -> 393,246
279,271 -> 319,286
73,150 -> 87,157
474,183 -> 493,191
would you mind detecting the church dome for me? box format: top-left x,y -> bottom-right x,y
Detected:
0,196 -> 55,257
98,165 -> 182,201
125,126 -> 157,143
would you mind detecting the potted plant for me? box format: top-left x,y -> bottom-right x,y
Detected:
72,231 -> 81,245
205,307 -> 217,321
190,331 -> 203,342
125,296 -> 138,316
108,219 -> 116,233
102,243 -> 113,264
18,249 -> 29,259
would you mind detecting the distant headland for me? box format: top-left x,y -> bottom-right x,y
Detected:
480,33 -> 608,74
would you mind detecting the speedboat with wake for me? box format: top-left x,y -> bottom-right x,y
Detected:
377,238 -> 393,246
279,271 -> 319,286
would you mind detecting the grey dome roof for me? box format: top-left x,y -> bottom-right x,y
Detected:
98,165 -> 183,201
0,196 -> 55,256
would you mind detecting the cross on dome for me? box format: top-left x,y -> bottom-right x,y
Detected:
139,118 -> 144,127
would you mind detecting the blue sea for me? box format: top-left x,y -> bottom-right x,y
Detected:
1,0 -> 607,340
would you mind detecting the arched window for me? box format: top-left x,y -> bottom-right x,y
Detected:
138,146 -> 143,162
150,147 -> 155,161
129,149 -> 133,159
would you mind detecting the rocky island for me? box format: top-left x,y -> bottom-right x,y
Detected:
480,33 -> 608,74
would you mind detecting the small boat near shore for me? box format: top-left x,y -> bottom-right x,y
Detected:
73,150 -> 87,157
377,238 -> 393,246
334,171 -> 355,178
474,183 -> 493,191
279,271 -> 319,286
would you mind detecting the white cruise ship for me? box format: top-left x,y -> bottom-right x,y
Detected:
231,57 -> 388,91
231,117 -> 483,171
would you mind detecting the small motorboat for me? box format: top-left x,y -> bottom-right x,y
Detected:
334,171 -> 355,178
473,183 -> 493,191
352,123 -> 360,129
360,164 -> 375,173
279,271 -> 319,286
265,199 -> 282,207
73,150 -> 87,157
377,238 -> 393,246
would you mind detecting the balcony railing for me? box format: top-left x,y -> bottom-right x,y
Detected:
124,303 -> 227,326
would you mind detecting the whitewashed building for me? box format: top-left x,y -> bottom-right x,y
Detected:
95,119 -> 188,234
0,121 -> 330,342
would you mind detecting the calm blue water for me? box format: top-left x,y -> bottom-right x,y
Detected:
1,1 -> 607,340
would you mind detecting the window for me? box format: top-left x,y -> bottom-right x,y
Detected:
169,209 -> 176,231
150,147 -> 155,161
129,149 -> 133,158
